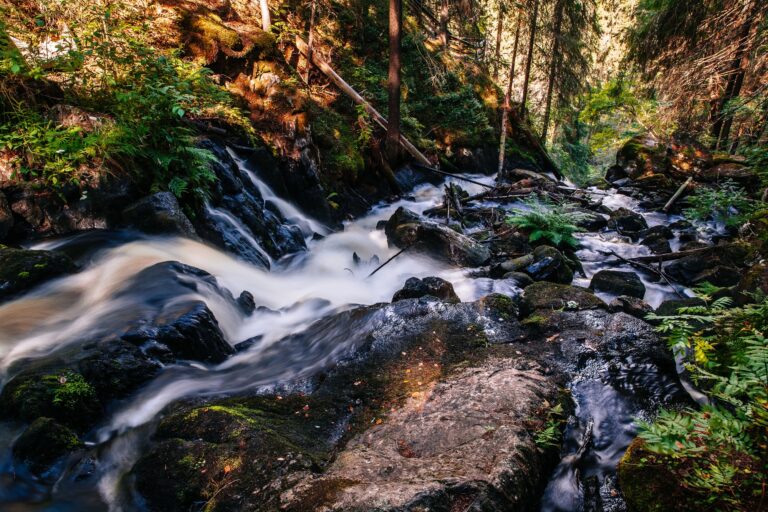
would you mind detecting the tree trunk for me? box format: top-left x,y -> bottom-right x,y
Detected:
386,0 -> 403,163
711,0 -> 759,150
493,1 -> 505,80
498,16 -> 521,174
519,0 -> 539,116
541,0 -> 563,143
303,0 -> 317,84
259,0 -> 271,31
439,0 -> 450,48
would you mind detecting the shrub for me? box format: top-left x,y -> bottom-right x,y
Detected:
684,180 -> 760,228
506,198 -> 588,249
638,297 -> 768,510
0,2 -> 253,202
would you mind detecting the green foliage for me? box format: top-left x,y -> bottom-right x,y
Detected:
534,402 -> 566,448
506,198 -> 588,249
0,2 -> 253,202
683,180 -> 760,227
638,296 -> 768,509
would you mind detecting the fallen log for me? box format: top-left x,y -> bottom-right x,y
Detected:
663,177 -> 693,212
295,36 -> 432,168
628,243 -> 738,263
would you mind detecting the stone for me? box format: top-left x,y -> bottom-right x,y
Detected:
641,225 -> 674,240
655,297 -> 706,316
664,244 -> 748,286
605,164 -> 628,183
521,281 -> 607,314
524,245 -> 574,284
283,358 -> 558,511
734,263 -> 768,305
590,270 -> 646,299
385,207 -> 490,267
608,208 -> 648,238
0,246 -> 77,303
12,417 -> 82,474
567,207 -> 608,232
392,276 -> 460,303
640,232 -> 671,254
122,192 -> 197,238
698,162 -> 760,190
503,271 -> 534,289
609,295 -> 653,319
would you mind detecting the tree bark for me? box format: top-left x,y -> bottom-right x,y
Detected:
386,0 -> 403,163
439,0 -> 450,48
303,0 -> 317,84
519,0 -> 539,116
541,0 -> 564,143
711,0 -> 759,151
498,16 -> 521,174
259,0 -> 271,31
493,1 -> 505,80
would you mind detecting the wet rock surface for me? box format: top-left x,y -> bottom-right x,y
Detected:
392,276 -> 460,303
385,207 -> 490,266
590,270 -> 646,299
0,246 -> 77,303
122,192 -> 198,238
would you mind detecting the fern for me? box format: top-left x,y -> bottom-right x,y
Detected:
505,198 -> 589,249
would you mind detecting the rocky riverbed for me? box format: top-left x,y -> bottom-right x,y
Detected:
0,137 -> 764,511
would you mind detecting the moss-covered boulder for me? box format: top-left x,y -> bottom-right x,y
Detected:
618,439 -> 693,512
521,282 -> 607,315
0,246 -> 76,302
392,276 -> 460,303
1,370 -> 100,430
132,298 -> 559,511
12,417 -> 82,474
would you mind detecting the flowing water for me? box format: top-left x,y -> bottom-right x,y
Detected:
0,158 -> 695,511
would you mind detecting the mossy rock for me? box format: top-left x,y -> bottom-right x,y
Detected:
1,370 -> 100,430
12,417 -> 82,474
183,12 -> 273,64
618,438 -> 692,512
0,246 -> 76,302
521,282 -> 607,316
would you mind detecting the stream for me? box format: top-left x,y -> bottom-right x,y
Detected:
0,152 -> 700,511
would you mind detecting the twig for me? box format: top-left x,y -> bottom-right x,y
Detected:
411,163 -> 496,189
367,246 -> 409,278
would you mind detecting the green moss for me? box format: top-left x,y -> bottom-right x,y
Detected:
12,417 -> 83,473
3,370 -> 100,430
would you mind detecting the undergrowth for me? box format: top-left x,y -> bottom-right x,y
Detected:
639,295 -> 768,510
0,2 -> 253,202
506,198 -> 588,249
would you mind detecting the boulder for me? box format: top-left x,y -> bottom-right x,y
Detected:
526,245 -> 574,284
0,190 -> 13,240
122,192 -> 197,238
654,297 -> 706,316
605,165 -> 628,183
698,162 -> 760,190
567,207 -> 608,232
504,271 -> 534,289
12,417 -> 83,474
734,263 -> 768,305
664,244 -> 748,286
283,358 -> 557,511
133,298 -> 552,512
385,207 -> 490,267
608,208 -> 648,238
0,246 -> 77,303
392,276 -> 460,303
641,225 -> 674,240
640,233 -> 671,254
609,295 -> 653,319
590,270 -> 646,299
522,281 -> 607,314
